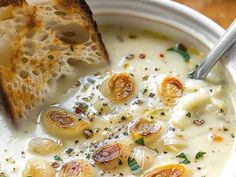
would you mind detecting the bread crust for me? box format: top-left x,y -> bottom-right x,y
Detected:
0,74 -> 16,123
55,0 -> 108,62
0,0 -> 109,123
0,0 -> 26,7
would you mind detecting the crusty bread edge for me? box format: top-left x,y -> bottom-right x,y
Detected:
77,0 -> 109,63
0,74 -> 17,124
0,0 -> 26,7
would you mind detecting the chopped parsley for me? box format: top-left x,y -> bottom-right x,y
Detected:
66,148 -> 73,155
125,54 -> 135,60
128,157 -> 141,174
82,96 -> 93,102
185,112 -> 192,118
231,134 -> 235,138
87,78 -> 95,84
167,47 -> 190,62
142,88 -> 148,95
135,138 -> 145,146
142,75 -> 149,81
176,152 -> 190,164
195,151 -> 206,160
82,83 -> 90,92
54,155 -> 63,161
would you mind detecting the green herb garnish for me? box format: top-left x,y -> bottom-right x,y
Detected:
128,157 -> 141,174
167,48 -> 190,62
82,96 -> 93,102
135,138 -> 145,146
66,148 -> 73,155
195,151 -> 206,160
185,112 -> 191,118
176,152 -> 190,164
87,78 -> 95,84
54,155 -> 63,161
142,88 -> 148,95
82,83 -> 90,92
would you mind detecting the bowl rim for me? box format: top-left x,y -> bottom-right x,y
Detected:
89,0 -> 225,38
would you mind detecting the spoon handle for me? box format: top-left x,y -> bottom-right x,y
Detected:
189,19 -> 236,79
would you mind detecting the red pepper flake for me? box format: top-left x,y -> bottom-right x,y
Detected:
75,107 -> 84,114
51,162 -> 60,168
139,53 -> 146,59
160,53 -> 165,58
74,102 -> 88,114
209,133 -> 224,142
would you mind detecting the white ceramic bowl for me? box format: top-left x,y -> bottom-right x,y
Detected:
87,0 -> 236,176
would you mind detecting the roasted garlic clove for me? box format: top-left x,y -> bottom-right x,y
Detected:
159,77 -> 183,105
92,141 -> 130,170
129,119 -> 162,144
100,73 -> 135,103
59,160 -> 95,177
41,107 -> 91,139
23,159 -> 56,177
143,164 -> 187,177
28,137 -> 63,155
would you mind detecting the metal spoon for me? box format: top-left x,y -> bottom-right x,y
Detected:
188,19 -> 236,80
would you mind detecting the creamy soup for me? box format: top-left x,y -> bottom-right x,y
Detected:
0,25 -> 235,177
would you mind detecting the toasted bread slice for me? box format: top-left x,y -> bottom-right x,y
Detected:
0,0 -> 108,123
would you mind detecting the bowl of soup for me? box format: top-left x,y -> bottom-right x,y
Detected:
0,0 -> 236,177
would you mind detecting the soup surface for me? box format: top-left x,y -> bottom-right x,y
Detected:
0,25 -> 235,177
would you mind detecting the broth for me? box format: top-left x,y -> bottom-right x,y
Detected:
0,25 -> 235,177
